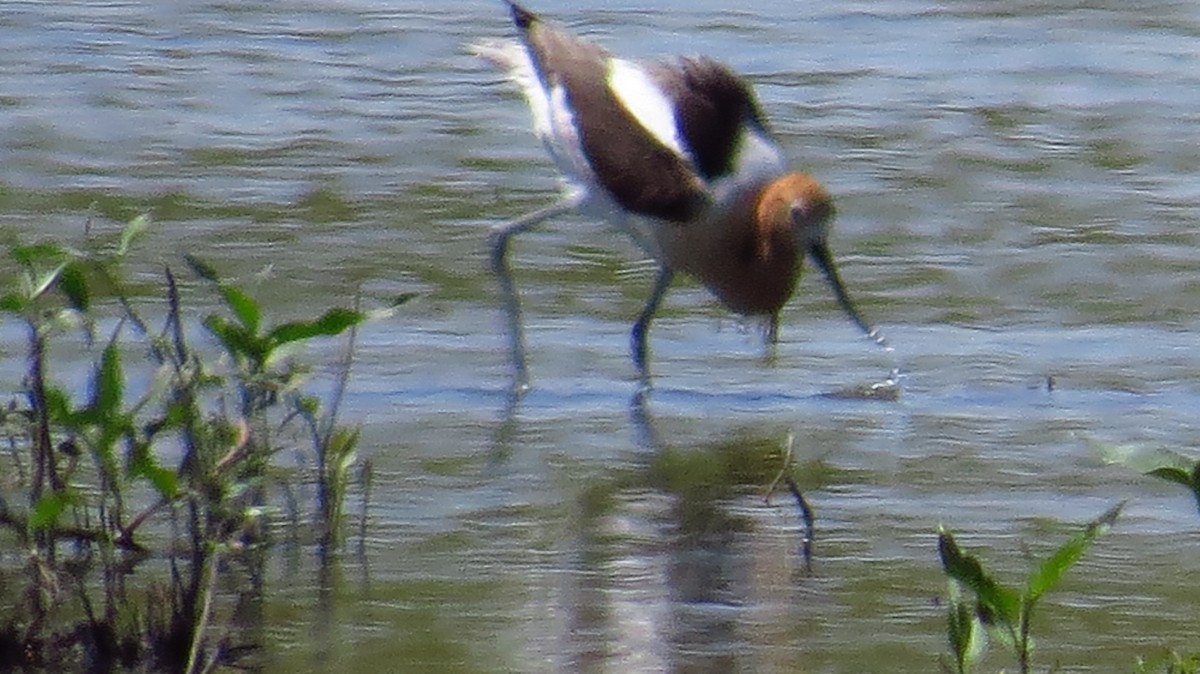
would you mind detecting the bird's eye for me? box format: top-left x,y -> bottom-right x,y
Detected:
791,198 -> 833,224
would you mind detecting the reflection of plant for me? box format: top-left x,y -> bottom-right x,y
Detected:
0,215 -> 393,670
936,503 -> 1122,674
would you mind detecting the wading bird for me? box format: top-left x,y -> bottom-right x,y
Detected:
474,1 -> 884,391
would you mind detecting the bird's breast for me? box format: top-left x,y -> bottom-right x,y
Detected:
652,205 -> 800,316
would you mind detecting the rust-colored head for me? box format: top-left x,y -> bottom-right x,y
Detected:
756,172 -> 835,251
755,172 -> 875,338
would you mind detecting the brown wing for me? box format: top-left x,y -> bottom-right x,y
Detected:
507,1 -> 707,222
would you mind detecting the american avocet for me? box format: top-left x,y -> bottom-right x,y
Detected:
474,1 -> 884,391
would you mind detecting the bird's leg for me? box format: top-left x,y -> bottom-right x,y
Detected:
760,312 -> 781,367
766,312 -> 780,343
489,199 -> 577,392
630,265 -> 673,388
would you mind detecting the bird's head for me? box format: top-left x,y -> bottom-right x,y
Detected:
757,172 -> 877,340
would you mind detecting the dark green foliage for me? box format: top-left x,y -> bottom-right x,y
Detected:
0,215 -> 387,670
1084,434 -> 1200,515
937,502 -> 1122,674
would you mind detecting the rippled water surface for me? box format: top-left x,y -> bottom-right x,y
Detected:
3,0 -> 1200,671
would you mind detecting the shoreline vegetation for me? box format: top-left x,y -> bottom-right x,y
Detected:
0,215 -> 399,671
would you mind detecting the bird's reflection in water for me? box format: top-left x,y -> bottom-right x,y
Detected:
487,389 -> 819,673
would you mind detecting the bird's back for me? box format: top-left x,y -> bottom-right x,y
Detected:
474,2 -> 786,226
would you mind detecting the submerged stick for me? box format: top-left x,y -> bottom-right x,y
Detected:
764,433 -> 815,573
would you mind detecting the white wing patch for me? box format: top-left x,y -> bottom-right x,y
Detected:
606,58 -> 691,161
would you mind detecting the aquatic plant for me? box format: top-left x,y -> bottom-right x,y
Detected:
0,215 -> 391,671
1081,433 -> 1200,516
1135,650 -> 1200,674
936,502 -> 1123,674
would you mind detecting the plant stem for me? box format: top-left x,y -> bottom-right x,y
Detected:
185,546 -> 220,674
1019,605 -> 1031,674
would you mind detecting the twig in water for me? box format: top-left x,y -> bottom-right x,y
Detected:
357,458 -> 373,560
783,474 -> 814,575
764,433 -> 815,573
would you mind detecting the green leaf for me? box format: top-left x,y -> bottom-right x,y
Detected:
267,307 -> 365,347
117,214 -> 152,256
11,242 -> 65,268
1147,466 -> 1195,488
43,385 -> 78,427
937,527 -> 1021,626
1026,502 -> 1123,603
1084,434 -> 1196,476
946,581 -> 987,674
1192,465 -> 1200,515
331,427 -> 361,471
1083,433 -> 1200,513
58,261 -> 91,313
219,283 -> 261,334
204,315 -> 264,365
129,446 -> 178,499
92,338 -> 124,419
184,254 -> 221,283
295,394 -> 320,417
29,490 -> 76,531
0,292 -> 27,313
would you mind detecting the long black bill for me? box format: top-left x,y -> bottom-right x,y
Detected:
808,241 -> 887,347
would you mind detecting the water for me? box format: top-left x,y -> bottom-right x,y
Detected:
3,0 -> 1200,671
